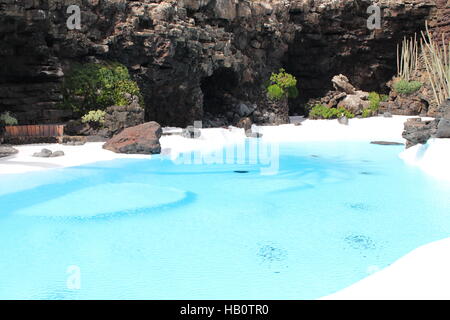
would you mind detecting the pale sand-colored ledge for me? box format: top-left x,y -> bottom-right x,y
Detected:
1,115 -> 449,300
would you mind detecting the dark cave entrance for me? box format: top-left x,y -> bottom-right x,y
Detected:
201,67 -> 239,126
285,32 -> 398,116
285,3 -> 431,116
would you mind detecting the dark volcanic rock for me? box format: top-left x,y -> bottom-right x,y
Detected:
435,98 -> 450,120
0,0 -> 441,126
33,148 -> 53,158
64,120 -> 91,136
380,92 -> 429,116
0,146 -> 18,158
60,136 -> 87,146
65,103 -> 145,138
236,117 -> 253,133
49,150 -> 65,158
436,119 -> 450,138
370,141 -> 404,146
402,118 -> 438,148
103,104 -> 145,138
103,122 -> 162,154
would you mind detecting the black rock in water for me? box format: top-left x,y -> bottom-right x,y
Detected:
370,141 -> 403,146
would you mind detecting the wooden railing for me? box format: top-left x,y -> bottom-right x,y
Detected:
4,125 -> 64,137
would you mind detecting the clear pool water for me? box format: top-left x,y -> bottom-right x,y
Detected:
0,141 -> 449,299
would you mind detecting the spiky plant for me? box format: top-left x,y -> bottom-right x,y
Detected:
397,33 -> 421,82
420,23 -> 450,106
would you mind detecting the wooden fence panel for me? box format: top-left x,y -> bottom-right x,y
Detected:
4,125 -> 64,137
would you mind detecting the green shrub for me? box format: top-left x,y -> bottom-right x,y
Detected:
361,92 -> 390,118
0,112 -> 18,126
82,110 -> 106,125
61,62 -> 143,114
362,108 -> 373,118
266,68 -> 299,101
267,84 -> 285,100
309,104 -> 355,119
368,92 -> 381,109
335,107 -> 355,119
393,79 -> 422,95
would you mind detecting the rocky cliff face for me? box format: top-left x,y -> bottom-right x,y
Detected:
0,0 -> 445,127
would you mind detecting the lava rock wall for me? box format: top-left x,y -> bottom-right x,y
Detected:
0,0 -> 444,126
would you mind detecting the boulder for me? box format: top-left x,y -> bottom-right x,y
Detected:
0,146 -> 18,158
236,117 -> 252,133
338,116 -> 349,125
402,118 -> 438,148
436,118 -> 450,138
337,94 -> 370,115
33,148 -> 53,158
332,74 -> 356,94
49,150 -> 65,157
437,98 -> 450,120
103,122 -> 162,154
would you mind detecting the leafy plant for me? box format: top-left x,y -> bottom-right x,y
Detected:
267,84 -> 285,100
61,62 -> 143,114
393,79 -> 423,95
0,111 -> 18,126
266,68 -> 299,101
309,104 -> 355,119
82,110 -> 106,125
361,108 -> 373,118
360,92 -> 385,117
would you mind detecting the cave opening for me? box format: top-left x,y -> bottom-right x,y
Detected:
285,3 -> 431,117
201,67 -> 239,126
285,32 -> 399,116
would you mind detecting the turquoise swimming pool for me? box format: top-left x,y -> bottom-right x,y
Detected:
0,141 -> 449,299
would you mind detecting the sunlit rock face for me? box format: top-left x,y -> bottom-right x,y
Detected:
0,0 -> 442,126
